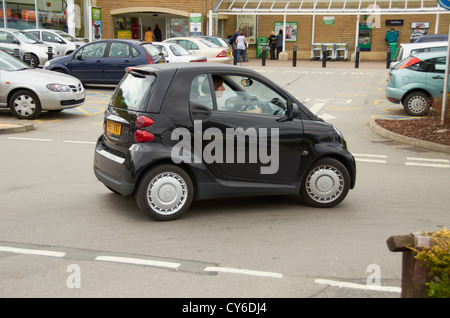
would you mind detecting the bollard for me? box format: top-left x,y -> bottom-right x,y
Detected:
386,46 -> 391,69
14,48 -> 20,59
233,49 -> 237,65
24,52 -> 31,67
321,45 -> 327,68
355,46 -> 360,69
293,46 -> 297,67
48,46 -> 53,61
262,46 -> 266,66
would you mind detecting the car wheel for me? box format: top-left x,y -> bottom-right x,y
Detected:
28,54 -> 39,68
403,92 -> 430,116
9,90 -> 42,119
300,158 -> 350,208
135,164 -> 194,221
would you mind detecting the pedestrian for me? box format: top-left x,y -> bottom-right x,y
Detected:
236,32 -> 247,63
144,27 -> 155,42
154,24 -> 162,42
230,28 -> 240,50
268,31 -> 277,60
410,25 -> 423,43
276,29 -> 283,59
384,28 -> 398,45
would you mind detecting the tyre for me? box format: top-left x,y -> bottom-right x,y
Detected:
403,91 -> 431,116
135,165 -> 194,221
300,158 -> 350,208
9,90 -> 42,119
27,54 -> 39,68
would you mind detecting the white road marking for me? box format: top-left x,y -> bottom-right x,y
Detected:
0,246 -> 65,258
95,256 -> 181,270
315,279 -> 401,293
204,266 -> 283,278
406,157 -> 450,169
7,137 -> 52,142
353,153 -> 387,164
63,140 -> 96,145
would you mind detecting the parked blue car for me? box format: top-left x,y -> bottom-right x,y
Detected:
43,39 -> 165,84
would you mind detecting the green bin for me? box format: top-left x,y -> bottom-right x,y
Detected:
389,43 -> 398,60
256,37 -> 269,59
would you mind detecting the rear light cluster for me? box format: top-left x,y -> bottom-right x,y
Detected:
134,116 -> 155,143
146,52 -> 153,64
216,50 -> 227,58
398,57 -> 421,70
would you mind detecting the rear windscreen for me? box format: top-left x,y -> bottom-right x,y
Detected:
110,72 -> 156,111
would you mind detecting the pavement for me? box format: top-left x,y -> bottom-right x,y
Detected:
1,58 -> 449,154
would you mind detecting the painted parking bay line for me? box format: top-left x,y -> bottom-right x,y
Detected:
0,246 -> 65,258
95,256 -> 181,270
406,157 -> 450,169
315,279 -> 401,293
204,266 -> 283,278
353,153 -> 387,164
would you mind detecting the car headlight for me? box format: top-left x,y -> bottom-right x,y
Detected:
44,61 -> 50,68
46,84 -> 72,92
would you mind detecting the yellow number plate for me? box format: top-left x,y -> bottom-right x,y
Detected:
106,120 -> 121,135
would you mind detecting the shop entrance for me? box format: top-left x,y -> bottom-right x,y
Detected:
111,8 -> 190,41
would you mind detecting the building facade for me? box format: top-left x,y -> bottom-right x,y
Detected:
2,0 -> 450,61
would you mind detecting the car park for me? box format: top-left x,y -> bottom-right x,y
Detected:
390,41 -> 448,69
164,37 -> 233,64
23,28 -> 86,56
43,39 -> 165,84
385,51 -> 448,116
0,50 -> 85,119
0,28 -> 60,67
93,63 -> 356,221
152,42 -> 207,63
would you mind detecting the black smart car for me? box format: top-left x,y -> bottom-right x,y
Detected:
94,63 -> 356,221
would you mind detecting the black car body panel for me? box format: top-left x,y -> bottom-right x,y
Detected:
94,63 -> 356,220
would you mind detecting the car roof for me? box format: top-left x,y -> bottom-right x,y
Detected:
410,50 -> 448,59
398,41 -> 449,49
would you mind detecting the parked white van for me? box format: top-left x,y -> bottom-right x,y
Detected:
390,41 -> 448,69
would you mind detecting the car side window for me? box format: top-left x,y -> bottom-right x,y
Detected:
190,74 -> 213,109
179,40 -> 199,51
27,31 -> 40,39
108,42 -> 130,57
434,58 -> 446,73
0,31 -> 15,43
212,74 -> 288,116
74,42 -> 107,59
43,31 -> 59,43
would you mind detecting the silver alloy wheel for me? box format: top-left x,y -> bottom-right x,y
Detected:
147,172 -> 188,216
305,164 -> 344,203
406,95 -> 428,115
13,94 -> 37,118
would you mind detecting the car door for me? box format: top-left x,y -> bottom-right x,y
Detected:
102,42 -> 135,83
426,57 -> 450,98
70,41 -> 107,82
189,73 -> 304,184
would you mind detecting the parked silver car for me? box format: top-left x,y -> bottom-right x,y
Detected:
23,29 -> 86,56
0,28 -> 60,67
0,50 -> 85,119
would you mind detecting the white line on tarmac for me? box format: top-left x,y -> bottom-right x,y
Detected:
204,266 -> 283,278
7,137 -> 53,142
406,157 -> 450,168
0,246 -> 66,258
63,140 -> 96,145
95,256 -> 181,270
315,279 -> 401,293
353,153 -> 387,164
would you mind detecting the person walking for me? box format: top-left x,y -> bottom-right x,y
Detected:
276,29 -> 283,59
384,28 -> 398,45
230,28 -> 240,50
236,32 -> 247,63
154,24 -> 162,41
410,25 -> 423,43
144,27 -> 155,42
268,31 -> 277,60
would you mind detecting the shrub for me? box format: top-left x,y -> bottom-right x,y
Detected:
410,228 -> 450,298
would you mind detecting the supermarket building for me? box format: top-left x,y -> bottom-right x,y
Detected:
2,0 -> 450,61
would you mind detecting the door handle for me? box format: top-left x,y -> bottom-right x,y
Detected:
124,60 -> 131,63
432,76 -> 444,79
